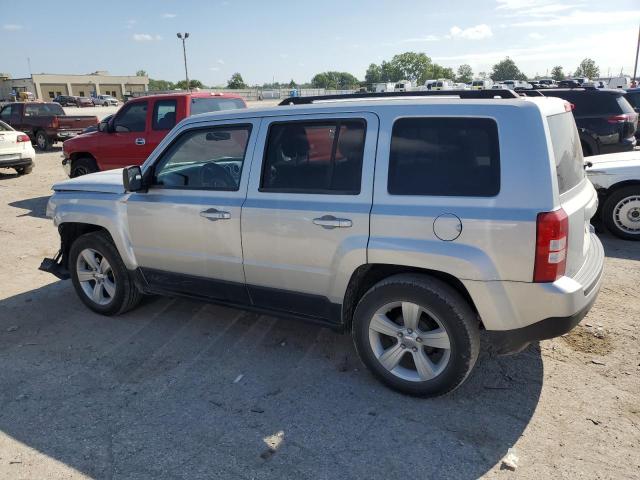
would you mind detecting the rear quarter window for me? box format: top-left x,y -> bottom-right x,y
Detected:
547,112 -> 585,194
388,117 -> 500,197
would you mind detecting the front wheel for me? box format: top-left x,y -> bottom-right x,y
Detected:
602,186 -> 640,240
69,231 -> 143,315
70,157 -> 99,177
352,274 -> 480,397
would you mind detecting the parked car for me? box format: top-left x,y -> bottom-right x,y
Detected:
0,102 -> 98,150
539,88 -> 637,156
62,92 -> 246,177
92,95 -> 119,107
623,87 -> 640,140
586,151 -> 640,240
53,95 -> 79,107
433,79 -> 454,90
76,97 -> 94,107
538,79 -> 557,88
471,79 -> 493,90
503,80 -> 530,90
0,120 -> 35,175
558,80 -> 582,88
394,80 -> 412,92
41,91 -> 604,397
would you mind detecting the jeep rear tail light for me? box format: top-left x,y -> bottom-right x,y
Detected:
534,209 -> 568,283
607,113 -> 637,124
564,101 -> 575,112
16,134 -> 30,142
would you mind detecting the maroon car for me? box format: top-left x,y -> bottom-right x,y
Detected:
76,97 -> 94,107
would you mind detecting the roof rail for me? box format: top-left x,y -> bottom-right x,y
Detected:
278,89 -> 520,106
514,88 -> 544,97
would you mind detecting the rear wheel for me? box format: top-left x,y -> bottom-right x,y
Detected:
15,165 -> 33,175
602,185 -> 640,240
71,157 -> 99,177
69,231 -> 143,315
35,130 -> 50,150
352,274 -> 480,397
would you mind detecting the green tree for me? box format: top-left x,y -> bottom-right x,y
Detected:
148,78 -> 174,91
550,66 -> 565,81
490,57 -> 527,81
389,52 -> 433,84
456,64 -> 473,83
430,64 -> 455,80
288,79 -> 296,88
380,61 -> 400,82
365,63 -> 382,84
311,71 -> 359,89
227,73 -> 247,89
573,58 -> 599,79
175,79 -> 205,90
477,71 -> 488,80
136,69 -> 147,77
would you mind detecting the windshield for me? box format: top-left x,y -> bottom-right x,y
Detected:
547,112 -> 585,194
190,97 -> 245,115
0,120 -> 14,131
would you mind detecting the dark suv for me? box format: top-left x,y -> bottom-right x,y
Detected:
623,88 -> 640,140
540,88 -> 637,156
53,95 -> 79,107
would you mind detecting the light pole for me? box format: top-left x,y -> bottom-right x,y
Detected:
176,32 -> 190,91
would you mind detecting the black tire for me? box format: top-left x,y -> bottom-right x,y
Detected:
602,185 -> 640,241
352,274 -> 480,397
35,130 -> 50,151
71,157 -> 99,177
69,231 -> 143,315
15,165 -> 33,175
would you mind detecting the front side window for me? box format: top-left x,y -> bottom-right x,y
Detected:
153,125 -> 251,191
113,101 -> 147,132
152,100 -> 177,130
388,117 -> 500,197
260,120 -> 366,194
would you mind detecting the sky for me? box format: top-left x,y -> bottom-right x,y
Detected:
1,0 -> 639,85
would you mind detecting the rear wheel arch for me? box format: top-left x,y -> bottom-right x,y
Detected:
342,264 -> 481,332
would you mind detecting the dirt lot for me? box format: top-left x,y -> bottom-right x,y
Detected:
0,138 -> 638,479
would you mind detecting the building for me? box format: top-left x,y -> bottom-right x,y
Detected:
0,71 -> 148,101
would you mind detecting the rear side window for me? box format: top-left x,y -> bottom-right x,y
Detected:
152,99 -> 177,130
547,112 -> 585,194
261,120 -> 366,194
388,117 -> 500,197
190,97 -> 245,115
113,101 -> 147,133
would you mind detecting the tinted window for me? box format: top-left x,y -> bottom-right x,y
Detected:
154,125 -> 251,191
547,112 -> 585,194
113,101 -> 147,133
0,106 -> 11,122
625,92 -> 640,110
152,99 -> 177,130
261,120 -> 366,194
549,92 -> 627,115
190,97 -> 245,115
388,117 -> 500,196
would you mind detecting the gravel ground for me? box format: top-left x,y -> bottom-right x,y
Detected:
0,133 -> 638,479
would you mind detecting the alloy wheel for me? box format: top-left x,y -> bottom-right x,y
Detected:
613,195 -> 640,234
76,248 -> 116,306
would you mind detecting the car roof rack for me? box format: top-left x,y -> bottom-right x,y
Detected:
278,89 -> 520,106
514,88 -> 544,97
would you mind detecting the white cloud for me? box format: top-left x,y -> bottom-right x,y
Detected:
125,19 -> 137,29
162,13 -> 176,18
449,24 -> 493,40
511,9 -> 640,27
3,24 -> 23,31
132,33 -> 162,42
528,32 -> 544,39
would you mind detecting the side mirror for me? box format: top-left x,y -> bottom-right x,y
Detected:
123,165 -> 144,192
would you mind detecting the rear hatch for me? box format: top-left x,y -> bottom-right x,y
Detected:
546,111 -> 598,278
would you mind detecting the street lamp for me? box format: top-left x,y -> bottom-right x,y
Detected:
176,32 -> 190,91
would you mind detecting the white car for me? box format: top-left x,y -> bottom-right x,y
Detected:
92,95 -> 119,107
0,120 -> 35,175
586,151 -> 640,240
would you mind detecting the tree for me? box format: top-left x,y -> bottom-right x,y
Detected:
136,69 -> 147,77
148,78 -> 174,91
389,52 -> 433,84
365,63 -> 382,84
227,73 -> 247,89
456,64 -> 473,83
311,71 -> 359,89
490,57 -> 527,81
288,79 -> 296,88
550,66 -> 565,81
174,79 -> 204,90
573,58 -> 599,79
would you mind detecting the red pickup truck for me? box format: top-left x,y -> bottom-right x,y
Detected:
62,91 -> 246,177
0,102 -> 98,150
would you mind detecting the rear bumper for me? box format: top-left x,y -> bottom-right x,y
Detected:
0,156 -> 33,168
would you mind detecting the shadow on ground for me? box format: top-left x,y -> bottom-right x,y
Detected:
8,195 -> 50,219
0,282 -> 543,479
600,232 -> 640,261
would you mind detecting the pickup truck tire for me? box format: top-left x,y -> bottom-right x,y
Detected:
352,274 -> 480,397
71,157 -> 99,177
602,185 -> 640,241
35,130 -> 50,151
69,231 -> 143,315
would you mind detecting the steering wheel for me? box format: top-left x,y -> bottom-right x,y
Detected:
200,162 -> 236,189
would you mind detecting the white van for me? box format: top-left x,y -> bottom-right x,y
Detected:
433,79 -> 454,91
374,82 -> 396,93
472,79 -> 493,90
607,76 -> 631,89
394,80 -> 413,92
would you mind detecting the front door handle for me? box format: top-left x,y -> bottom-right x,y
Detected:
200,208 -> 231,221
313,215 -> 352,229
135,137 -> 145,146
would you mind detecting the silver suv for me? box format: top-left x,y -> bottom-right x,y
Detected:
41,91 -> 604,396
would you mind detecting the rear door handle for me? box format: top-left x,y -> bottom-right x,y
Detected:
313,215 -> 352,229
200,208 -> 231,221
135,138 -> 145,145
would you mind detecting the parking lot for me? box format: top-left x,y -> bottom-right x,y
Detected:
0,127 -> 638,479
